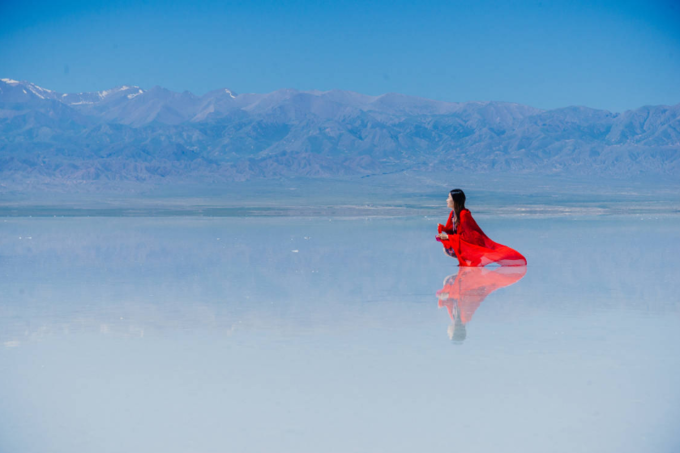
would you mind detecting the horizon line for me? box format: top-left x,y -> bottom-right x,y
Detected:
3,77 -> 680,114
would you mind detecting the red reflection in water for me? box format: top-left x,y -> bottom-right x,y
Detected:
436,266 -> 527,342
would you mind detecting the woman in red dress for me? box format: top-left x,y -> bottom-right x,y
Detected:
436,189 -> 527,267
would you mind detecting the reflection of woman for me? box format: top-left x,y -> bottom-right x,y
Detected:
437,189 -> 527,267
437,266 -> 527,343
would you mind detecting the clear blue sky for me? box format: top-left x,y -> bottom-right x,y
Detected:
1,0 -> 679,112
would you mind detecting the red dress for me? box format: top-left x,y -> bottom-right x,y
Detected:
437,209 -> 527,267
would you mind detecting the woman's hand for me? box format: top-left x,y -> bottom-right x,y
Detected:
438,232 -> 449,240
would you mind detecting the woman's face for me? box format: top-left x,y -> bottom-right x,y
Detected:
447,193 -> 455,209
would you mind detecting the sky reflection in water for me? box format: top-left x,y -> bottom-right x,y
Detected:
0,215 -> 679,453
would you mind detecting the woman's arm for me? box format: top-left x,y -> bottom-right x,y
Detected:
438,211 -> 459,240
440,211 -> 456,234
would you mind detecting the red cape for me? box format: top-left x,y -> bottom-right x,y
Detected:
437,209 -> 527,267
436,266 -> 527,324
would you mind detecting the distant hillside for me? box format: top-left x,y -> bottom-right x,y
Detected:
1,78 -> 679,187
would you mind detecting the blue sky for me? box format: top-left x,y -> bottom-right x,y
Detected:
1,0 -> 679,111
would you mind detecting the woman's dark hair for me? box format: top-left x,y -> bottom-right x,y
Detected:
451,318 -> 467,344
449,189 -> 466,211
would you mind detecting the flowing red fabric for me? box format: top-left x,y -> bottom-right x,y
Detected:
436,209 -> 527,267
436,266 -> 527,324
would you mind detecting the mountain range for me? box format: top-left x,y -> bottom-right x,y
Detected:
1,78 -> 679,186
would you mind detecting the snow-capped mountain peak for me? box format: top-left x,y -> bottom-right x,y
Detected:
127,88 -> 144,99
53,85 -> 146,106
98,85 -> 138,98
25,82 -> 53,99
0,78 -> 59,101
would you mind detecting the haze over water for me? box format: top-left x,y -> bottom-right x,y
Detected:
1,211 -> 679,452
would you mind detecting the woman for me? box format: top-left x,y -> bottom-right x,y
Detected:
436,189 -> 527,267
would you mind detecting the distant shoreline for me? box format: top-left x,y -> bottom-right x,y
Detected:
3,203 -> 679,218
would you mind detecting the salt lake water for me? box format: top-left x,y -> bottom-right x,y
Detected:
1,214 -> 679,452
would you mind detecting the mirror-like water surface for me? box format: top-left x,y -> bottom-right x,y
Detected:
1,215 -> 679,453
